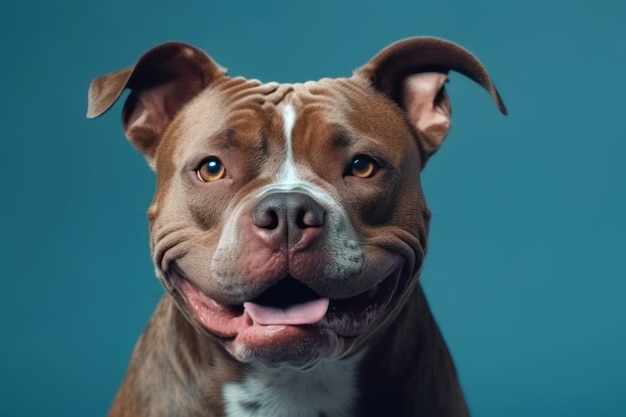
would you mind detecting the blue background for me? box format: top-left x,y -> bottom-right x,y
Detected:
1,1 -> 624,416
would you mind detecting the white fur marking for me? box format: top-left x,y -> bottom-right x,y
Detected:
279,104 -> 300,184
223,354 -> 363,417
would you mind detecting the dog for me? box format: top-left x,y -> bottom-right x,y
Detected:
87,36 -> 505,417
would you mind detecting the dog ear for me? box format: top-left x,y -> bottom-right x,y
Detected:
356,37 -> 506,160
87,42 -> 227,169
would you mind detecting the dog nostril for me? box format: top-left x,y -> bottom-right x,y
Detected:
296,209 -> 308,229
297,209 -> 324,229
254,209 -> 279,229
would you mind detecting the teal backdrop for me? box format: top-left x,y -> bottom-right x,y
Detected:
1,1 -> 624,416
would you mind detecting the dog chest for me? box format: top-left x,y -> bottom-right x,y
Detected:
222,353 -> 363,417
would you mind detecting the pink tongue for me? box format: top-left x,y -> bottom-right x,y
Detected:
243,298 -> 330,326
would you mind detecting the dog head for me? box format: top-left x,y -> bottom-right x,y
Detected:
88,37 -> 505,370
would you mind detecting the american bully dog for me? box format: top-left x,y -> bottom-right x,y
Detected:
87,36 -> 506,417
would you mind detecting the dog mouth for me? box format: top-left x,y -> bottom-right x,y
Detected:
171,265 -> 402,341
243,279 -> 331,327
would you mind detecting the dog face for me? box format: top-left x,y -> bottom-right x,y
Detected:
88,38 -> 505,370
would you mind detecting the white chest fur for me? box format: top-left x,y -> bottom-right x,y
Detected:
222,353 -> 364,417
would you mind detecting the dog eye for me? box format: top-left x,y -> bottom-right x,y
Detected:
197,158 -> 226,182
348,155 -> 379,178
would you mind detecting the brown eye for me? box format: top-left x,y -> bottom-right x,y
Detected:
197,158 -> 226,182
349,156 -> 378,178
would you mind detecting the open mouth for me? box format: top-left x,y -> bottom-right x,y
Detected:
243,279 -> 331,326
171,265 -> 402,341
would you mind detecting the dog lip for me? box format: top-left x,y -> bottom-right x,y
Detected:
321,264 -> 403,337
172,275 -> 246,338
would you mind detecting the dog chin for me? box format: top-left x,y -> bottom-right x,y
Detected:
226,326 -> 346,370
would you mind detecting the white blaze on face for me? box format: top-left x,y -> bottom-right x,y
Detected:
278,104 -> 300,184
265,102 -> 337,206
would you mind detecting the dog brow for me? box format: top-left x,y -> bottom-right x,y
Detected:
208,127 -> 255,150
331,126 -> 356,149
214,128 -> 240,150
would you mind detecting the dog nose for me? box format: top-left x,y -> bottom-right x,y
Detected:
252,192 -> 325,248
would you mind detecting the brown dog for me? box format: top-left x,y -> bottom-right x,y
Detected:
87,36 -> 505,417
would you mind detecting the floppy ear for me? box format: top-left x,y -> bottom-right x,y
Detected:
87,42 -> 228,169
356,37 -> 506,160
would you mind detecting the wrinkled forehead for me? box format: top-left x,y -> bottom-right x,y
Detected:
158,76 -> 414,168
164,78 -> 285,163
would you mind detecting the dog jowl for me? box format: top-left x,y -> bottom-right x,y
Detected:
88,37 -> 506,417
